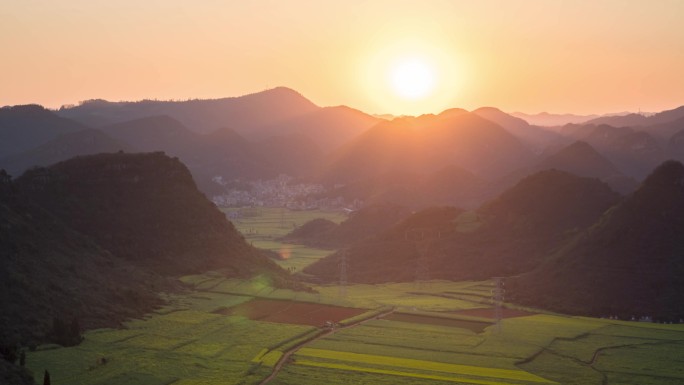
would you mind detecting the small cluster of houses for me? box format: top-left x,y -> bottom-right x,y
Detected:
211,174 -> 362,210
602,315 -> 683,324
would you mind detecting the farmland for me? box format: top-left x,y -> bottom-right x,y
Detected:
222,207 -> 347,271
25,208 -> 684,385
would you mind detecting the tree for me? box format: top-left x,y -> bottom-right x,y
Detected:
51,316 -> 82,346
0,344 -> 18,363
43,370 -> 51,385
70,317 -> 81,344
51,317 -> 65,343
19,350 -> 25,367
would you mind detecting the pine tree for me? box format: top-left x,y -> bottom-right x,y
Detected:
52,317 -> 65,344
0,344 -> 18,363
70,317 -> 82,345
43,370 -> 51,385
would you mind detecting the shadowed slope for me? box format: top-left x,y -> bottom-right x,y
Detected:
0,184 -> 166,347
281,203 -> 411,249
0,105 -> 87,158
14,152 -> 284,277
305,170 -> 620,283
508,160 -> 684,320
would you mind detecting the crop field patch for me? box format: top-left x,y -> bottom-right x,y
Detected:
385,312 -> 490,333
26,274 -> 684,385
295,348 -> 556,384
321,320 -> 482,352
293,360 -> 533,385
450,307 -> 538,319
215,298 -> 366,326
272,364 -> 465,385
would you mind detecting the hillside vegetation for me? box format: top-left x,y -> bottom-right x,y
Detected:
305,170 -> 620,283
280,204 -> 411,249
508,160 -> 684,320
1,152 -> 292,353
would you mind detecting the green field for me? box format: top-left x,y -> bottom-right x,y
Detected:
222,207 -> 347,271
25,209 -> 684,385
26,275 -> 684,385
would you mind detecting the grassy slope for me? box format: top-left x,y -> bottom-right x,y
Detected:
21,207 -> 684,385
304,170 -> 621,284
508,161 -> 684,319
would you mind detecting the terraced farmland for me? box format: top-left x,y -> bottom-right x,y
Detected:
222,207 -> 346,272
25,274 -> 684,385
24,209 -> 684,385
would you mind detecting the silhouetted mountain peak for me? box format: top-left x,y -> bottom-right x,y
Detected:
472,107 -> 530,130
261,86 -> 307,98
480,168 -> 620,223
15,151 -> 284,276
0,104 -> 88,158
1,104 -> 53,115
585,105 -> 684,127
473,106 -> 503,113
640,159 -> 684,192
237,86 -> 318,109
538,140 -> 624,180
436,108 -> 468,119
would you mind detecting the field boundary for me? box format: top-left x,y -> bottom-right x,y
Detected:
257,307 -> 396,385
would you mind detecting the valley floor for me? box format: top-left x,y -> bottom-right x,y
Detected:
25,208 -> 684,385
25,275 -> 684,385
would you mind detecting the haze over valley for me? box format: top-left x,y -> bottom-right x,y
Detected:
2,2 -> 684,385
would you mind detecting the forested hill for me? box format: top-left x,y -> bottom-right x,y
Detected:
0,152 -> 293,378
14,152 -> 283,276
508,160 -> 684,320
304,170 -> 620,283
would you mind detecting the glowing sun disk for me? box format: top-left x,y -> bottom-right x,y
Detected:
389,58 -> 436,100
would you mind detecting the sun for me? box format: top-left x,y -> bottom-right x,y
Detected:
360,36 -> 465,115
389,57 -> 437,100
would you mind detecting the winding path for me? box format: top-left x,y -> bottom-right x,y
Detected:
259,307 -> 396,385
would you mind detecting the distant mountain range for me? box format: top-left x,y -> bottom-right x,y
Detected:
306,159 -> 684,319
319,110 -> 534,184
585,105 -> 684,127
57,87 -> 320,133
2,85 -> 684,340
3,88 -> 684,381
2,88 -> 684,208
510,111 -> 602,126
0,128 -> 132,177
473,107 -> 563,153
0,105 -> 87,158
304,169 -> 620,283
316,165 -> 485,209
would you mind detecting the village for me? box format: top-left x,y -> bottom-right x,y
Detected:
210,174 -> 362,211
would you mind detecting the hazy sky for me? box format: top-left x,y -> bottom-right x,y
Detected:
2,0 -> 684,115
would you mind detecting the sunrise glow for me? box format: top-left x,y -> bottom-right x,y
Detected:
389,57 -> 436,100
2,1 -> 684,115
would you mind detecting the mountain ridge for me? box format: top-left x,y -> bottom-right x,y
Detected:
508,160 -> 684,320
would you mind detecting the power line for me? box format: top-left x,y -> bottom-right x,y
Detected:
405,228 -> 441,289
492,277 -> 505,333
339,249 -> 348,298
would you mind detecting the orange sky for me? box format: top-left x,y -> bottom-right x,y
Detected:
2,0 -> 684,115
